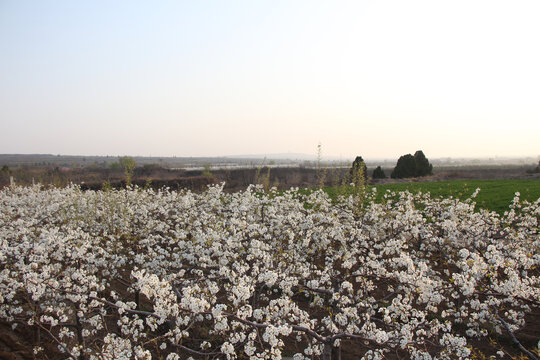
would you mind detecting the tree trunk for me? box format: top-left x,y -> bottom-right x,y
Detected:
75,311 -> 85,360
135,289 -> 140,310
322,342 -> 341,360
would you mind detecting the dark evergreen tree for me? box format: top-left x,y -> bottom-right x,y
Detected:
372,166 -> 386,179
350,156 -> 367,186
414,150 -> 433,177
527,160 -> 540,174
391,151 -> 433,179
391,154 -> 416,179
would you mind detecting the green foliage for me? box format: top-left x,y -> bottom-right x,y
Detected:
102,181 -> 112,192
350,156 -> 368,186
391,150 -> 433,179
254,158 -> 272,191
414,150 -> 433,176
202,163 -> 213,177
109,161 -> 121,170
323,179 -> 540,214
143,179 -> 152,190
372,166 -> 386,179
391,154 -> 416,179
118,157 -> 136,186
370,180 -> 540,214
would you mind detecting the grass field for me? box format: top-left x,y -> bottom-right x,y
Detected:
324,179 -> 540,214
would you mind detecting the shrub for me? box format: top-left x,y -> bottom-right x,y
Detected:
414,150 -> 433,176
391,151 -> 433,179
372,165 -> 386,179
350,156 -> 367,186
119,157 -> 136,186
391,153 -> 416,178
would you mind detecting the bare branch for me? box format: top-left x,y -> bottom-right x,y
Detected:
171,344 -> 222,356
35,321 -> 78,360
497,315 -> 539,360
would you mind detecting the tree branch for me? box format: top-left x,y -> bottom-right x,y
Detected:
497,315 -> 539,360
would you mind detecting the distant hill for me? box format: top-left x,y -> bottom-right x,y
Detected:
224,153 -> 352,162
1,153 -> 537,169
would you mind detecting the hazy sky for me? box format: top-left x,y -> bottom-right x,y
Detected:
1,1 -> 539,159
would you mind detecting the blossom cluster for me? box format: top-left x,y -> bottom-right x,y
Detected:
0,184 -> 538,359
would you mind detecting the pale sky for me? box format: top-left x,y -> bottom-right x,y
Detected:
1,0 -> 539,159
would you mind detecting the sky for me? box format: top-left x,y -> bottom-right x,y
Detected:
1,0 -> 539,160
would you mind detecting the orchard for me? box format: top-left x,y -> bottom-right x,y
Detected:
0,184 -> 538,359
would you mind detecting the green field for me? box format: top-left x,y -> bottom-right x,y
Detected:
324,179 -> 540,214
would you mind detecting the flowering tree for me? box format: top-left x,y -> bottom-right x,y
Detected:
350,156 -> 368,187
0,184 -> 538,359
